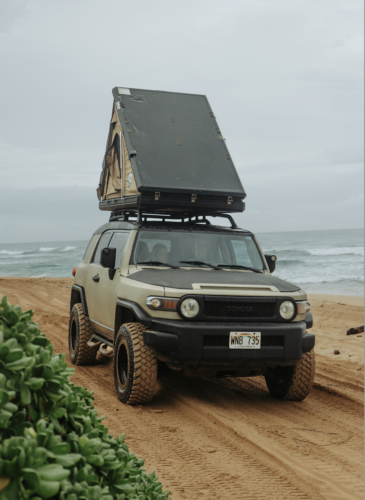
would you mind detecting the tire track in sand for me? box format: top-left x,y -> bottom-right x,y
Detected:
0,278 -> 363,500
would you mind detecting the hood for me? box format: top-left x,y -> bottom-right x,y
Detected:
126,269 -> 300,293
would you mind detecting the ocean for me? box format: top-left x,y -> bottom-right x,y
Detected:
0,228 -> 363,296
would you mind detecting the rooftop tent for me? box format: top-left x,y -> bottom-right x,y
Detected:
98,87 -> 246,213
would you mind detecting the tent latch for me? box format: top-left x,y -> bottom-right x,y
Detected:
227,196 -> 233,205
191,194 -> 197,203
155,192 -> 160,201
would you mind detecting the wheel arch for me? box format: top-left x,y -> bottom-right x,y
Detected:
114,299 -> 152,343
70,285 -> 89,317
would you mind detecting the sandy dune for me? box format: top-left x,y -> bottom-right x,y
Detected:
0,278 -> 363,500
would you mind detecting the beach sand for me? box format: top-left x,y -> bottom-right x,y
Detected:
0,277 -> 363,500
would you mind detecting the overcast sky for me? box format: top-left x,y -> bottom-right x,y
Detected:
0,0 -> 363,243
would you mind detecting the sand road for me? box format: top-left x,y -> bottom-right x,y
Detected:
0,278 -> 363,500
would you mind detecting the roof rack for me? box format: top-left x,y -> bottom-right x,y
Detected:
109,209 -> 238,229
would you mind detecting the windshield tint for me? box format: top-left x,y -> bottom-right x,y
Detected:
132,230 -> 265,270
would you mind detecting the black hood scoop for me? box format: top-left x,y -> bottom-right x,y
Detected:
126,269 -> 300,293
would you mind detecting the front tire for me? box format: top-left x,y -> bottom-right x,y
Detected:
68,304 -> 98,365
265,349 -> 315,401
114,322 -> 158,405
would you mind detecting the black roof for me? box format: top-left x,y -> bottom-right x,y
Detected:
112,87 -> 246,197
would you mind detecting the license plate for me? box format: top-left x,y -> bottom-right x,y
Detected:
229,332 -> 261,349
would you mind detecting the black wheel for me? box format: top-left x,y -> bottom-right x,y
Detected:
68,304 -> 98,365
114,322 -> 158,405
265,349 -> 315,401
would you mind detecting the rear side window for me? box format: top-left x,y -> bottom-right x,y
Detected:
92,231 -> 113,264
108,231 -> 130,269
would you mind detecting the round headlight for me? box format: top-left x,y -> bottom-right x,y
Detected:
180,298 -> 200,318
279,300 -> 295,320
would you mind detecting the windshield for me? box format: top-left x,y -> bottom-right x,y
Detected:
132,230 -> 265,270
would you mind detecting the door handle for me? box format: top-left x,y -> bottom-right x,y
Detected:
92,275 -> 100,283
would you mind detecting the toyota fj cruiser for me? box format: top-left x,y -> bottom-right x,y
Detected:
69,211 -> 315,405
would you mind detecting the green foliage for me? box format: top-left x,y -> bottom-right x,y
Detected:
0,296 -> 170,500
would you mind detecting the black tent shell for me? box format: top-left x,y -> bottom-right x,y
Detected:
98,87 -> 246,213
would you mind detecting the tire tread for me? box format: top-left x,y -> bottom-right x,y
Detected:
115,322 -> 157,405
283,350 -> 316,401
70,304 -> 98,365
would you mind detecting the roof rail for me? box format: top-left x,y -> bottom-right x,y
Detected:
207,213 -> 237,229
109,209 -> 238,228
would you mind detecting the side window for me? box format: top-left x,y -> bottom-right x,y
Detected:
92,231 -> 113,264
108,231 -> 130,269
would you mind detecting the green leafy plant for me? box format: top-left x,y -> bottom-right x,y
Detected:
0,296 -> 170,500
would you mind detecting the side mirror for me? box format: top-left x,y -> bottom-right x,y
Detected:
101,247 -> 116,269
265,254 -> 277,273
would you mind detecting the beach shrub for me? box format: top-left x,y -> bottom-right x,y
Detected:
0,296 -> 170,500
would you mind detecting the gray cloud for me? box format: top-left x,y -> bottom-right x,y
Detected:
0,0 -> 363,242
0,187 -> 107,243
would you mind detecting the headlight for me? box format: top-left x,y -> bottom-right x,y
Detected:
180,298 -> 200,318
296,301 -> 310,314
279,300 -> 295,320
146,297 -> 178,310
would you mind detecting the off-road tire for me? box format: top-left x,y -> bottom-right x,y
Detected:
68,304 -> 99,365
114,322 -> 158,405
265,349 -> 315,401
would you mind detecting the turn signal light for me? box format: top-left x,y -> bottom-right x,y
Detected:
72,266 -> 77,277
297,301 -> 311,314
146,296 -> 178,310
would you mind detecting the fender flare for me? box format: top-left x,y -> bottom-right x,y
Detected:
71,285 -> 89,317
116,299 -> 152,327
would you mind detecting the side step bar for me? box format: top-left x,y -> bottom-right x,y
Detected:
87,333 -> 113,348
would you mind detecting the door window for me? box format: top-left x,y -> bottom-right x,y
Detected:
92,231 -> 113,264
82,236 -> 94,261
108,231 -> 130,269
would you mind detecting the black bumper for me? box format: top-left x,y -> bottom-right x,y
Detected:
143,319 -> 315,369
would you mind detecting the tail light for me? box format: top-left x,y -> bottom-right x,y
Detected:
72,266 -> 77,277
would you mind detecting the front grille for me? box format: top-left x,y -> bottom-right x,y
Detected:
203,335 -> 284,347
204,335 -> 229,346
262,336 -> 284,347
204,301 -> 276,318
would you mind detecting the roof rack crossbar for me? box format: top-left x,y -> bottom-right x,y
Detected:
109,209 -> 238,228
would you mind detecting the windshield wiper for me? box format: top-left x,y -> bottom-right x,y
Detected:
180,260 -> 222,271
218,264 -> 263,273
137,261 -> 180,269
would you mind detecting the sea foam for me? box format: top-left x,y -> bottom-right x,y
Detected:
0,249 -> 24,255
308,247 -> 364,256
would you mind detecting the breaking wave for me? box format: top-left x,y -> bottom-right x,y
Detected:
308,247 -> 364,256
0,249 -> 24,255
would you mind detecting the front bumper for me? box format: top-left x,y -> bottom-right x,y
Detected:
143,319 -> 315,369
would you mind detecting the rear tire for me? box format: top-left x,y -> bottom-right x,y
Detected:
265,349 -> 315,401
114,322 -> 158,405
68,304 -> 99,365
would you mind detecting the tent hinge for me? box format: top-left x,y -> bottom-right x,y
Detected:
191,194 -> 197,203
155,192 -> 160,201
227,196 -> 233,205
